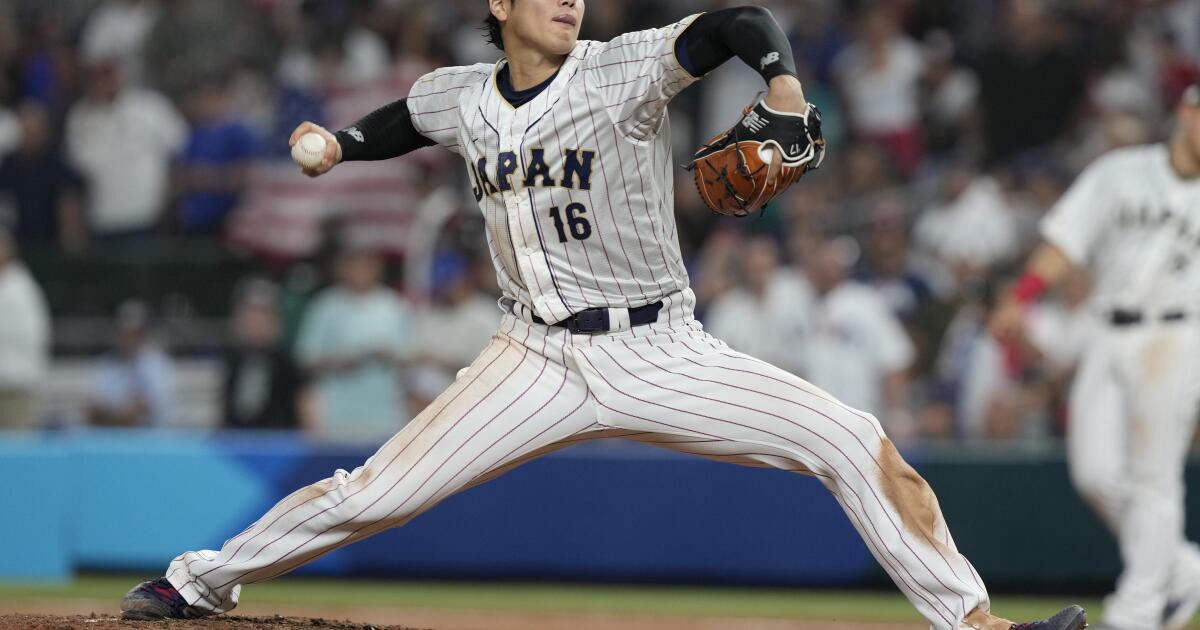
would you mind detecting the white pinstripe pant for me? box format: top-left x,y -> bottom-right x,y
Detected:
167,312 -> 989,630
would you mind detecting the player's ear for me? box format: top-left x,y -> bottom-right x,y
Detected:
489,0 -> 509,24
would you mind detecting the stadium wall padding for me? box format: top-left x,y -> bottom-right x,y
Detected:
0,432 -> 1145,587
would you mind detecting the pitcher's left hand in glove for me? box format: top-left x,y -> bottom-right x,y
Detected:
687,100 -> 825,217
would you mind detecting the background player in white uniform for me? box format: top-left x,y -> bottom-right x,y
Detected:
992,85 -> 1200,630
120,2 -> 1085,629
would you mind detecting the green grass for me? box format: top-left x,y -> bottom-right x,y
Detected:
0,574 -> 1184,626
0,574 -> 1082,622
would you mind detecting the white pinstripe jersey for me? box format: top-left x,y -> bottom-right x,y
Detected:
406,15 -> 702,325
1041,144 -> 1200,309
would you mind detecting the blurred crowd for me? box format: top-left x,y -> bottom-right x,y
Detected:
0,0 -> 1196,445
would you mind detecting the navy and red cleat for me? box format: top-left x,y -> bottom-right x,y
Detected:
120,577 -> 210,620
1010,605 -> 1088,630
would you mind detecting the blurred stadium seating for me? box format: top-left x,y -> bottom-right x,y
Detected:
2,0 -> 1191,439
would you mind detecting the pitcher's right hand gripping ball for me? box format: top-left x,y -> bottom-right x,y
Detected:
288,122 -> 341,177
688,100 -> 825,217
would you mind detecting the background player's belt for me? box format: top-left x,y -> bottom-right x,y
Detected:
1109,308 -> 1188,326
533,301 -> 664,334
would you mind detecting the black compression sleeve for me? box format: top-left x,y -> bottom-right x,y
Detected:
333,98 -> 435,162
677,6 -> 797,82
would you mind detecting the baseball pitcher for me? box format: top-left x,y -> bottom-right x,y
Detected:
121,3 -> 1085,629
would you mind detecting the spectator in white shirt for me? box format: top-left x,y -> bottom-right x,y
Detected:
0,227 -> 50,429
78,0 -> 161,86
66,59 -> 186,238
833,4 -> 927,174
920,30 -> 980,158
796,237 -> 918,438
704,233 -> 808,376
914,160 -> 1020,278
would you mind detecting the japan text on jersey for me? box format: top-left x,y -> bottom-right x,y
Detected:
1041,144 -> 1200,308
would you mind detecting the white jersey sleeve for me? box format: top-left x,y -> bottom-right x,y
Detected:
406,64 -> 492,155
584,14 -> 703,140
1040,152 -> 1123,266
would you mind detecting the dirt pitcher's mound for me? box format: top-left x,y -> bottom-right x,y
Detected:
0,614 -> 426,630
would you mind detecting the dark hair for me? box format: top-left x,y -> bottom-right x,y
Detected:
483,2 -> 508,51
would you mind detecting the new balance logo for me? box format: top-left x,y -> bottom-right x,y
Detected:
761,52 -> 780,70
347,127 -> 364,142
742,111 -> 769,133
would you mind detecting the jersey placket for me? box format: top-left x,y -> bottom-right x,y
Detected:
501,105 -> 573,325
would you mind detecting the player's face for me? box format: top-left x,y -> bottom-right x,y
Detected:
742,238 -> 779,288
233,303 -> 280,348
496,0 -> 584,57
808,240 -> 850,294
337,250 -> 384,293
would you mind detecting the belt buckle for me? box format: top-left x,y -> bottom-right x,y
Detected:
567,308 -> 610,334
1110,309 -> 1142,326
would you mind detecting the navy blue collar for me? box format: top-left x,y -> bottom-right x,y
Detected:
497,64 -> 560,108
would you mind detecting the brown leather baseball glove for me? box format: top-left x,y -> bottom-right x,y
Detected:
687,100 -> 825,217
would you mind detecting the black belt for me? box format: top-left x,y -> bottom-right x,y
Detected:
1109,309 -> 1187,326
533,301 -> 664,334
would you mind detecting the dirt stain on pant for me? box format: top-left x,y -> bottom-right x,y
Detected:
962,608 -> 1014,630
877,439 -> 951,556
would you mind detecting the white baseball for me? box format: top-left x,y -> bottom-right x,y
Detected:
291,132 -> 327,170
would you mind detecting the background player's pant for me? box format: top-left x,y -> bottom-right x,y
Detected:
1068,322 -> 1200,629
166,311 -> 990,630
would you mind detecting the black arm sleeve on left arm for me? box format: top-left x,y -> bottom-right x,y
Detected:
333,98 -> 435,162
677,6 -> 797,82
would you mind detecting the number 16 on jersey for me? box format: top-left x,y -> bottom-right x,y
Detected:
549,203 -> 592,242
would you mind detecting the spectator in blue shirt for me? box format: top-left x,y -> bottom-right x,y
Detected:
296,238 -> 412,443
87,300 -> 175,427
175,75 -> 257,235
